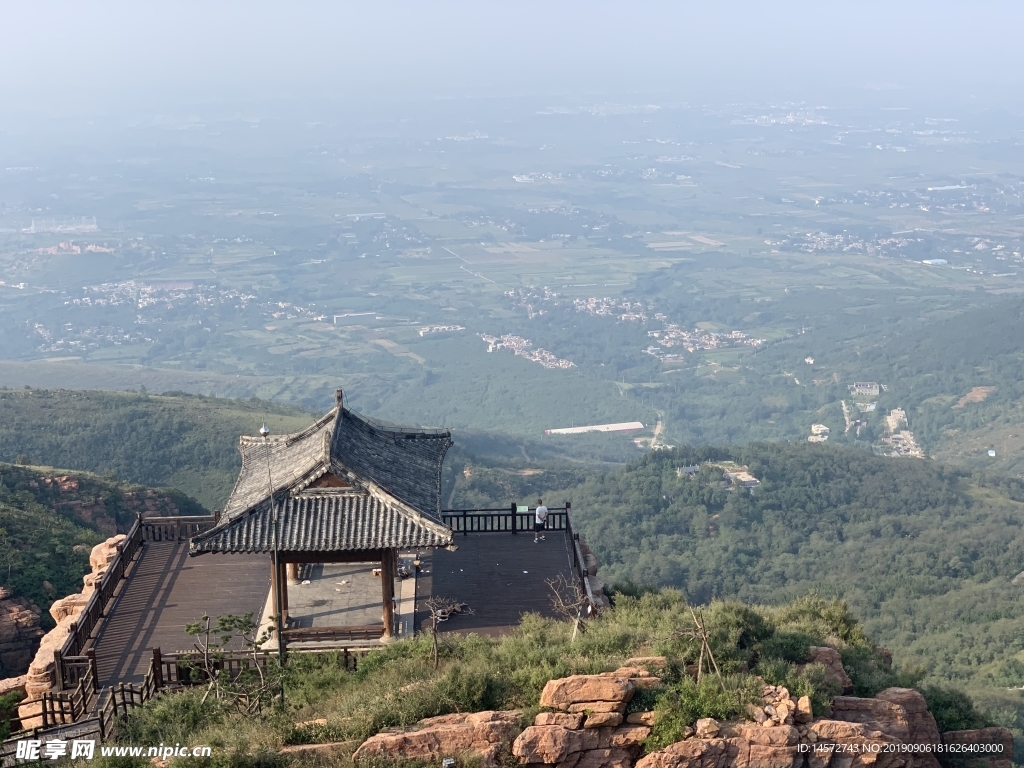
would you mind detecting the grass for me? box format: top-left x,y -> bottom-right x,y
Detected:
88,591 -> 994,768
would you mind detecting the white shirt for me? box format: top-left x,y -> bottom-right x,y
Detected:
535,505 -> 548,524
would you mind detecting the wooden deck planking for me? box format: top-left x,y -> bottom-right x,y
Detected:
90,541 -> 270,686
416,531 -> 576,637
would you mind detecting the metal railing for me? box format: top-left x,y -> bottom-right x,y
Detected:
440,504 -> 569,535
440,502 -> 599,614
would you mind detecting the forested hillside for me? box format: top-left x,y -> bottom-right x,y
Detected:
0,463 -> 204,620
0,389 -> 311,509
450,442 -> 1024,725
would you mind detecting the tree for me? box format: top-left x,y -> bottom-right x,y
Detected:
182,612 -> 283,716
546,573 -> 590,642
422,596 -> 473,668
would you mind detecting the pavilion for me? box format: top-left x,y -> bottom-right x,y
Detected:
188,389 -> 454,643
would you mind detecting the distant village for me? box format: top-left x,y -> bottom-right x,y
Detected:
644,323 -> 765,360
478,333 -> 576,370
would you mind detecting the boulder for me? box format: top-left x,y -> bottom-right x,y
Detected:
575,747 -> 634,768
627,711 -> 659,726
875,688 -> 941,768
696,718 -> 721,738
583,712 -> 623,729
830,696 -> 910,743
728,724 -> 799,747
807,719 -> 909,768
541,675 -> 636,710
805,647 -> 853,692
795,696 -> 813,724
352,710 -> 521,768
942,727 -> 1014,768
636,736 -> 747,768
512,725 -> 598,764
607,725 -> 652,748
536,712 -> 585,729
569,700 -> 629,714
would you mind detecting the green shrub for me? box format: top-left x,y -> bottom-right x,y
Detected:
758,630 -> 815,664
769,594 -> 869,648
0,690 -> 22,741
839,645 -> 924,698
118,688 -> 227,746
702,602 -> 774,671
647,676 -> 762,750
920,685 -> 991,733
755,659 -> 841,716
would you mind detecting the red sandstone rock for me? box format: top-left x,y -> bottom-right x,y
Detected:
830,696 -> 910,743
803,647 -> 853,692
569,700 -> 629,714
353,710 -> 521,768
942,727 -> 1014,768
584,712 -> 623,729
575,747 -> 634,768
795,696 -> 813,724
807,719 -> 909,768
537,712 -> 585,728
607,724 -> 652,748
513,725 -> 598,764
635,736 -> 746,768
875,688 -> 941,768
627,711 -> 659,726
540,675 -> 636,710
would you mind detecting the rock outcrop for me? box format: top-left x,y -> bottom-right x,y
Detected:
875,688 -> 942,768
513,668 -> 656,767
802,647 -> 853,692
342,670 -> 1013,768
0,588 -> 44,678
577,538 -> 612,610
352,710 -> 522,768
15,535 -> 126,729
943,727 -> 1014,768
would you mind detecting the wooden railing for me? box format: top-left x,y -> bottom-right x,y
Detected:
441,504 -> 569,535
57,517 -> 144,662
282,626 -> 382,643
54,515 -> 217,687
142,515 -> 217,542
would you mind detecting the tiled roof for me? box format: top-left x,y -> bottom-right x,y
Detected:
331,409 -> 451,519
190,491 -> 453,554
223,410 -> 334,518
198,398 -> 453,556
221,405 -> 452,521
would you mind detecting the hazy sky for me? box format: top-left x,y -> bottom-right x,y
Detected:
3,1 -> 1023,115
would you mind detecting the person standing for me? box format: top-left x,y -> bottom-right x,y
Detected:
534,499 -> 548,543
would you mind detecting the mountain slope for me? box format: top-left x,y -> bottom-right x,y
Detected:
0,388 -> 311,509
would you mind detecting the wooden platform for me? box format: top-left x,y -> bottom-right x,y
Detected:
415,531 -> 576,637
90,541 -> 270,686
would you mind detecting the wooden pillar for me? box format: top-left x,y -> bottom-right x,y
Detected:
278,559 -> 289,622
380,548 -> 396,641
270,557 -> 279,623
286,562 -> 299,584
